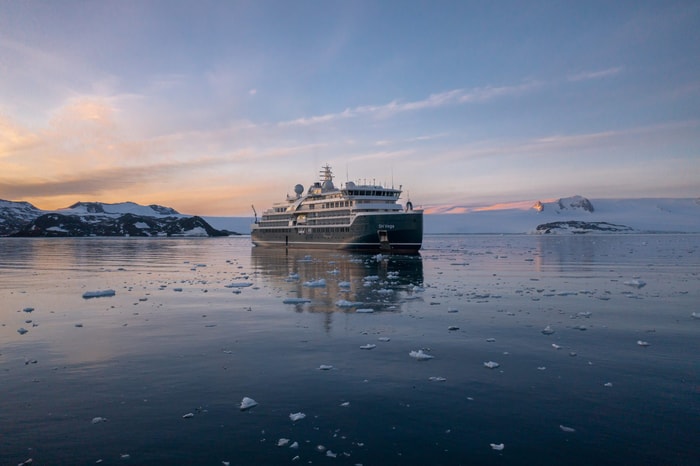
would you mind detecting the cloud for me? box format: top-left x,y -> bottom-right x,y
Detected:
278,81 -> 541,127
567,66 -> 623,82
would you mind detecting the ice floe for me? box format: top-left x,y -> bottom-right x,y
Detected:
319,364 -> 334,370
335,299 -> 362,308
429,376 -> 447,382
624,279 -> 646,289
360,344 -> 376,350
541,325 -> 555,335
283,298 -> 311,304
355,308 -> 375,313
240,397 -> 258,411
289,412 -> 306,421
691,312 -> 700,319
483,361 -> 500,369
82,289 -> 116,299
303,278 -> 326,287
490,443 -> 505,451
637,340 -> 650,347
559,424 -> 576,433
91,417 -> 108,424
182,412 -> 194,419
277,438 -> 290,447
409,350 -> 434,360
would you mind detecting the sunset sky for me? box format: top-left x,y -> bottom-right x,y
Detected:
1,1 -> 699,216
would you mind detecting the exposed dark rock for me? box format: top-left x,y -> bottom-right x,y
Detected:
535,221 -> 633,234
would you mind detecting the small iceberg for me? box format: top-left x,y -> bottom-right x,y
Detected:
360,344 -> 376,350
91,417 -> 108,424
356,308 -> 375,313
303,279 -> 326,287
240,397 -> 258,411
637,340 -> 650,347
82,289 -> 116,299
409,350 -> 434,360
483,361 -> 500,369
17,327 -> 28,335
283,297 -> 311,304
429,376 -> 447,382
225,282 -> 253,288
559,424 -> 576,433
182,413 -> 194,419
318,364 -> 334,370
490,443 -> 505,451
289,412 -> 306,421
277,438 -> 290,447
541,325 -> 555,335
624,279 -> 646,289
336,299 -> 362,308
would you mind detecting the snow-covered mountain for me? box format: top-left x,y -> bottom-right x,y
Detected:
0,200 -> 234,237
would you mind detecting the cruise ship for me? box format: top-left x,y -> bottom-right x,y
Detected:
251,165 -> 423,251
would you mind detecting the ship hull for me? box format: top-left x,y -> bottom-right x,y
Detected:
251,211 -> 423,251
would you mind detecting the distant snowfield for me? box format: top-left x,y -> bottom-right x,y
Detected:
203,197 -> 700,235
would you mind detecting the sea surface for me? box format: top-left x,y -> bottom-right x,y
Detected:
1,235 -> 699,465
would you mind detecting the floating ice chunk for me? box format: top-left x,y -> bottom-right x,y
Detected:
82,289 -> 116,299
378,337 -> 391,342
327,269 -> 340,275
624,279 -> 646,289
412,285 -> 425,292
483,361 -> 500,369
691,312 -> 700,319
340,402 -> 350,407
319,364 -> 333,370
360,344 -> 376,350
604,382 -> 613,387
363,275 -> 380,281
541,325 -> 555,335
447,326 -> 459,331
289,441 -> 299,449
326,450 -> 337,458
355,308 -> 374,313
490,443 -> 505,451
120,454 -> 130,459
225,282 -> 253,288
559,424 -> 576,433
91,417 -> 108,424
240,397 -> 258,411
182,413 -> 194,419
277,438 -> 290,447
23,307 -> 34,313
338,281 -> 351,288
429,376 -> 447,382
303,279 -> 326,287
637,340 -> 650,347
537,366 -> 547,371
287,273 -> 300,281
409,350 -> 434,360
283,298 -> 311,304
75,323 -> 83,328
173,288 -> 183,292
336,299 -> 362,308
17,327 -> 28,335
486,338 -> 496,342
289,412 -> 306,421
447,308 -> 459,313
552,344 -> 562,350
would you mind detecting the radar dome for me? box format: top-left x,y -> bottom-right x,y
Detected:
294,184 -> 304,196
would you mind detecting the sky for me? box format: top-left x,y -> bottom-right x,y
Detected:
1,0 -> 699,216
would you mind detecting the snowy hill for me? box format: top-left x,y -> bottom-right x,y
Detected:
0,200 -> 235,237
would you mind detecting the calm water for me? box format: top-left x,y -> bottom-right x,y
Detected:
1,235 -> 698,465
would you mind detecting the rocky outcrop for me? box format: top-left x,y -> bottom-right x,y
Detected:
535,221 -> 633,234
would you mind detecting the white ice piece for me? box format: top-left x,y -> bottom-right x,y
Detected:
277,438 -> 290,447
240,397 -> 258,411
490,443 -> 505,451
360,344 -> 376,350
182,413 -> 194,419
289,412 -> 306,421
91,417 -> 108,424
319,364 -> 333,370
429,376 -> 447,382
483,361 -> 500,369
624,279 -> 646,289
283,298 -> 311,304
378,337 -> 391,342
82,289 -> 116,299
691,312 -> 700,319
338,281 -> 351,288
541,325 -> 555,335
355,308 -> 375,313
336,299 -> 362,308
637,340 -> 650,347
409,350 -> 434,360
303,279 -> 326,287
559,424 -> 576,433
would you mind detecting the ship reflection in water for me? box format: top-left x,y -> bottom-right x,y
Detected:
251,247 -> 424,317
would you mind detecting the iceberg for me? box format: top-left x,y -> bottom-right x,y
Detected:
82,289 -> 116,299
483,361 -> 500,369
289,412 -> 306,421
409,350 -> 434,360
490,443 -> 505,450
240,397 -> 258,411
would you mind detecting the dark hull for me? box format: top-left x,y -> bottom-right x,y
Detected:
251,212 -> 423,251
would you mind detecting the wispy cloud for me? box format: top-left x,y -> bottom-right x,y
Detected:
279,81 -> 541,127
567,66 -> 623,82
